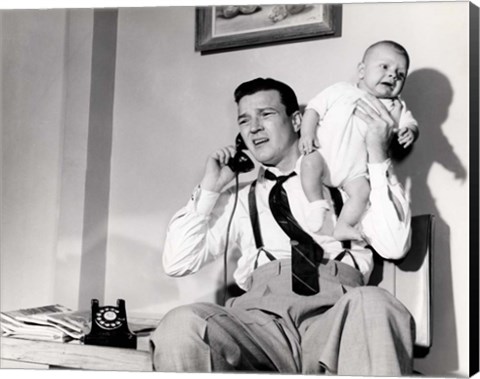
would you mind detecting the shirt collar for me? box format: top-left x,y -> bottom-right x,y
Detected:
258,155 -> 303,182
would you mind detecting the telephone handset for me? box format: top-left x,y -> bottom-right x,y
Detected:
227,134 -> 254,173
83,299 -> 137,349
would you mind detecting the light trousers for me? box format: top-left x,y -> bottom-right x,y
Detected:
150,259 -> 415,375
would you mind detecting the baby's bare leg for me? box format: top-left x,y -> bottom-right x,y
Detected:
333,177 -> 370,241
300,151 -> 325,202
300,152 -> 330,232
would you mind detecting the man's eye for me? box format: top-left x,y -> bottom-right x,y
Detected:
238,119 -> 249,126
262,111 -> 274,117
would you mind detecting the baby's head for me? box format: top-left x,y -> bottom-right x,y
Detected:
357,40 -> 410,99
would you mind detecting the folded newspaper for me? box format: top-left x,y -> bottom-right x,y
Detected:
1,304 -> 160,342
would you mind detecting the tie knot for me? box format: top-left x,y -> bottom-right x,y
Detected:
264,170 -> 296,185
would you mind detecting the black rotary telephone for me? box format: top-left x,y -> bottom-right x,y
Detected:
227,134 -> 254,174
84,299 -> 137,349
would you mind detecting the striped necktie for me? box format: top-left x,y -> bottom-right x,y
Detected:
265,170 -> 323,295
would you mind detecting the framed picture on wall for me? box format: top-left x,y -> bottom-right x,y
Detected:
195,4 -> 342,52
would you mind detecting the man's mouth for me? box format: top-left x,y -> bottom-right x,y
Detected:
252,137 -> 268,147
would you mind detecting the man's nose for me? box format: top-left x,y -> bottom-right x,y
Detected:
250,117 -> 263,132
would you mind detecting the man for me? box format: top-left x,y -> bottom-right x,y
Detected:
151,78 -> 414,375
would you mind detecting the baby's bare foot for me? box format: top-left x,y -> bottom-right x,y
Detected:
333,222 -> 362,241
305,200 -> 329,233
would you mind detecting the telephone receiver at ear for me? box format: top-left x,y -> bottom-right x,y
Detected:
227,134 -> 254,173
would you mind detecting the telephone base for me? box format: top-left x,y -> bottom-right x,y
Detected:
83,334 -> 137,349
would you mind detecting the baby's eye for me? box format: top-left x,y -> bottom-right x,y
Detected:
380,64 -> 388,70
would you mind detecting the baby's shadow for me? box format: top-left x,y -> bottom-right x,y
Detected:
393,69 -> 467,183
393,68 -> 466,374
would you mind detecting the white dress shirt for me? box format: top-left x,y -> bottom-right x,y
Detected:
163,158 -> 411,290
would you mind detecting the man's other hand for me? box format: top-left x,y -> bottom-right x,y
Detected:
200,146 -> 237,192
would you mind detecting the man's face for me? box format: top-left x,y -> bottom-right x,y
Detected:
237,90 -> 300,171
358,45 -> 408,99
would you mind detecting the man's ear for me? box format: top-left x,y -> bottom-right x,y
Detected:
291,111 -> 302,132
357,62 -> 365,79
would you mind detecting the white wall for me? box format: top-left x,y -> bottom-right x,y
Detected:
1,10 -> 67,310
106,3 -> 471,376
1,9 -> 94,312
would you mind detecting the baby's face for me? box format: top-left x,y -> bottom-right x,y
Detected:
357,45 -> 408,99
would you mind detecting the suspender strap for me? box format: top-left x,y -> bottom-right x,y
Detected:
327,186 -> 362,271
253,248 -> 277,270
334,249 -> 360,271
249,180 -> 277,269
248,180 -> 263,250
327,186 -> 351,250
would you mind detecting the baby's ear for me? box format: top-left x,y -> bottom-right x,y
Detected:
357,62 -> 365,79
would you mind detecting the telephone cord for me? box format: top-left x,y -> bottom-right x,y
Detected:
222,173 -> 240,306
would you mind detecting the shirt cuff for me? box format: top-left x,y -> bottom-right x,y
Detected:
368,159 -> 395,189
190,185 -> 220,216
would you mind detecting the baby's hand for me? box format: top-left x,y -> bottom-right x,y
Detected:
299,134 -> 319,155
389,99 -> 404,131
397,127 -> 415,148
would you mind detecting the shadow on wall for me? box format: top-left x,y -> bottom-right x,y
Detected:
394,68 -> 467,374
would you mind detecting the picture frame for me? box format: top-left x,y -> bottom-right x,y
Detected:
195,4 -> 342,52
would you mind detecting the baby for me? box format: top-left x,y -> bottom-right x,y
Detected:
299,40 -> 419,241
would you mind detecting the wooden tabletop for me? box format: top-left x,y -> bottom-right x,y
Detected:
1,336 -> 153,371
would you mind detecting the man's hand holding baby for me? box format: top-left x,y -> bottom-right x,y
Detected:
354,94 -> 397,163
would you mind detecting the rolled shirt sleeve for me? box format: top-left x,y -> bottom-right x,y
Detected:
361,159 -> 412,259
162,185 -> 230,276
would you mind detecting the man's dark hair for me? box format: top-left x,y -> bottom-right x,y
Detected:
363,40 -> 410,70
234,78 -> 300,116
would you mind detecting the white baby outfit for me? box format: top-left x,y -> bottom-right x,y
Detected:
306,82 -> 417,188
